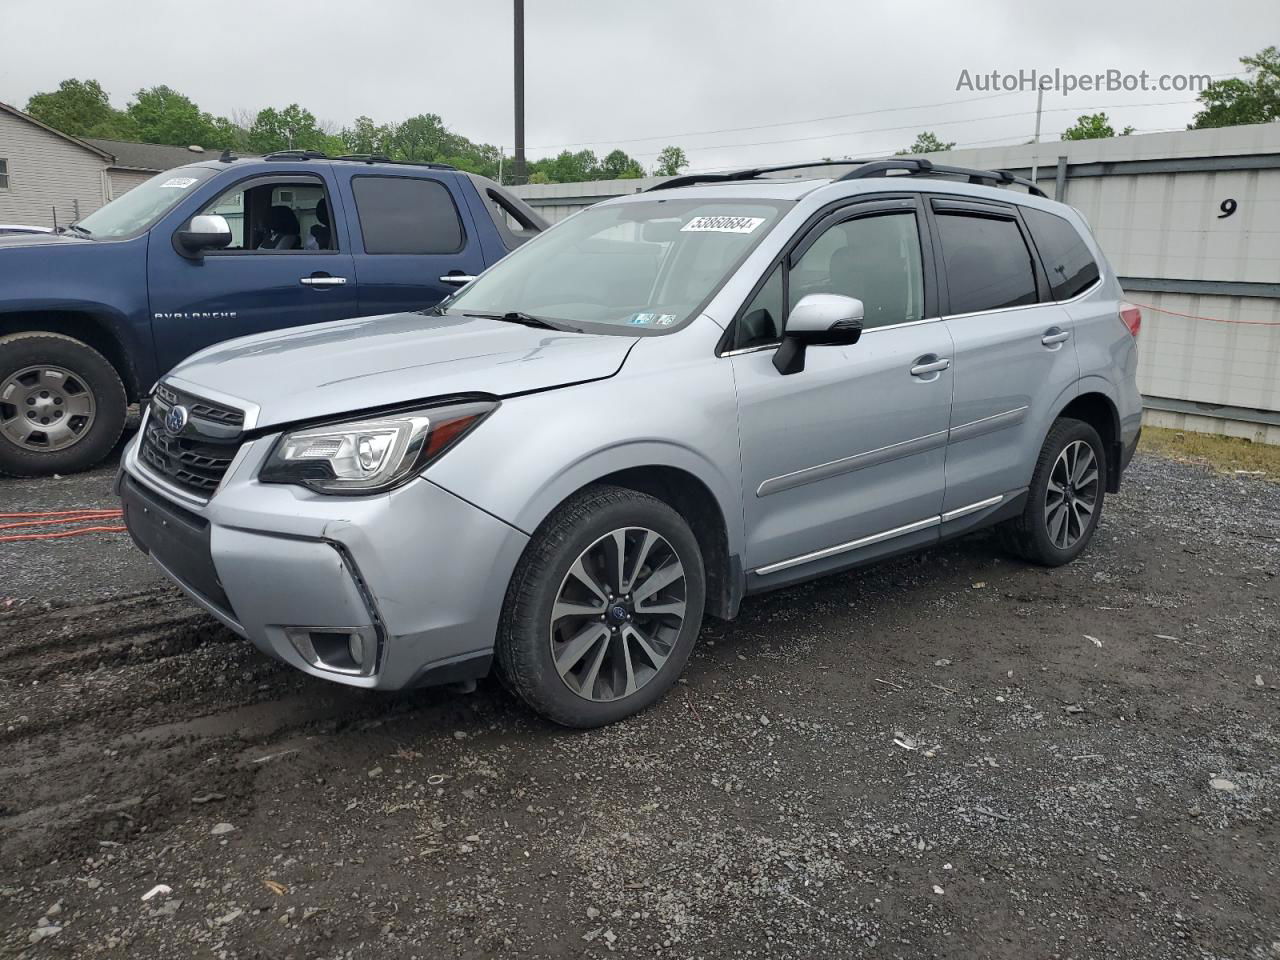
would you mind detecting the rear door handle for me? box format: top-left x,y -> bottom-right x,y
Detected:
300,274 -> 347,287
1041,329 -> 1071,346
440,274 -> 478,286
910,357 -> 951,377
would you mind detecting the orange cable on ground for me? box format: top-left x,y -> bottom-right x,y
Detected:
0,525 -> 127,543
0,506 -> 127,542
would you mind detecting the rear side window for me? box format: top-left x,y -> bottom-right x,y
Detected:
351,176 -> 464,255
935,213 -> 1037,315
1022,207 -> 1100,300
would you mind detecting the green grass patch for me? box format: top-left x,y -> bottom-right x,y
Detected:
1139,426 -> 1280,480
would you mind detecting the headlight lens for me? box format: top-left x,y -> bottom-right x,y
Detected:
259,399 -> 496,494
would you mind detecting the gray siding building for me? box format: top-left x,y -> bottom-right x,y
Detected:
0,102 -> 226,227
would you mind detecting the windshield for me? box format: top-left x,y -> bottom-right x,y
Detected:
75,166 -> 219,239
444,198 -> 791,333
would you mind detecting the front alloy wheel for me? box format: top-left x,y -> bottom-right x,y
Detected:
496,484 -> 706,728
550,527 -> 688,702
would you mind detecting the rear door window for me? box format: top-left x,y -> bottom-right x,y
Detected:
934,212 -> 1037,315
1022,207 -> 1101,300
351,176 -> 464,255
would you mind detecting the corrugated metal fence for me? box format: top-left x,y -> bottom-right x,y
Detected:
513,123 -> 1280,443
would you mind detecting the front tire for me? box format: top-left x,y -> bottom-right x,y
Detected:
495,484 -> 706,728
0,333 -> 127,477
1001,417 -> 1106,566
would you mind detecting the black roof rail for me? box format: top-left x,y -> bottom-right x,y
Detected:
837,157 -> 1047,197
259,150 -> 458,170
648,157 -> 1046,197
334,154 -> 456,170
647,159 -> 876,192
263,149 -> 328,161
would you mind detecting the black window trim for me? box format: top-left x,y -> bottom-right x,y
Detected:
719,193 -> 939,357
0,157 -> 9,190
350,172 -> 467,256
924,194 -> 1050,316
191,171 -> 338,257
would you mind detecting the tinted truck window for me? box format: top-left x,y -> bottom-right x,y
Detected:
935,213 -> 1037,315
352,176 -> 464,255
1023,207 -> 1100,300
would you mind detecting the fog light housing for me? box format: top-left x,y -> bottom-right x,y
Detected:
284,625 -> 379,677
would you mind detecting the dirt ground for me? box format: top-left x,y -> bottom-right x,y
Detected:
1,450 -> 1277,959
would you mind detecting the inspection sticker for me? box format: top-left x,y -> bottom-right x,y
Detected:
626,312 -> 678,326
681,215 -> 765,234
159,177 -> 199,189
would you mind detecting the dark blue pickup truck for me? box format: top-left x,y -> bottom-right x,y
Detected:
0,151 -> 545,476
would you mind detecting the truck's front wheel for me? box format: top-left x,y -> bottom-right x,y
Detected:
0,333 -> 127,477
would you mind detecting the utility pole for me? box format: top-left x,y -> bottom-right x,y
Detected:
513,0 -> 526,185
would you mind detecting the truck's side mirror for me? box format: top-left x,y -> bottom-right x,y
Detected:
174,214 -> 232,259
773,294 -> 864,375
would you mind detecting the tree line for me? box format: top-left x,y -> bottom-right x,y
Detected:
20,46 -> 1276,177
20,80 -> 690,183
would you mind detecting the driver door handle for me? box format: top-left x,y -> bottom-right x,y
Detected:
300,274 -> 346,287
910,357 -> 951,377
440,274 -> 477,286
1041,329 -> 1071,346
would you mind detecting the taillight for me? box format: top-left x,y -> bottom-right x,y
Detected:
1119,303 -> 1142,338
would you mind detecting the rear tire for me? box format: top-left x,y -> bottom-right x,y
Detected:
495,484 -> 706,728
0,332 -> 128,477
1000,417 -> 1106,566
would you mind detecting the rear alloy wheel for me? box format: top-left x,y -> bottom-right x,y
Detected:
496,484 -> 705,728
1000,417 -> 1106,566
0,333 -> 127,477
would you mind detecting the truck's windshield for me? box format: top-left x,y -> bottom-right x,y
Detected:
75,166 -> 219,240
443,198 -> 791,333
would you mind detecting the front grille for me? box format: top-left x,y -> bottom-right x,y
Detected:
154,383 -> 244,428
140,385 -> 244,496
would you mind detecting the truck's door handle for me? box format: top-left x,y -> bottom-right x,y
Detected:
910,357 -> 951,377
300,274 -> 347,287
1041,328 -> 1071,346
440,274 -> 478,286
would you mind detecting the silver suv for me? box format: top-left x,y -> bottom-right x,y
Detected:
118,158 -> 1143,728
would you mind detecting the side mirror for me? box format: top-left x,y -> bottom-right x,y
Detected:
773,294 -> 864,375
174,214 -> 232,259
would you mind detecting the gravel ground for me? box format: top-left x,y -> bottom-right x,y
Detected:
0,452 -> 1277,959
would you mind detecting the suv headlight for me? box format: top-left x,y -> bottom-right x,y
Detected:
259,399 -> 496,495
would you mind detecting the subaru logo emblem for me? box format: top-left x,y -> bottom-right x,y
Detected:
164,404 -> 189,435
610,604 -> 628,622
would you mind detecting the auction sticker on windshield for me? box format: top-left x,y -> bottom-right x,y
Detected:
159,177 -> 199,189
681,215 -> 765,234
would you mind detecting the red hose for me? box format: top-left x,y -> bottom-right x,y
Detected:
0,507 -> 126,542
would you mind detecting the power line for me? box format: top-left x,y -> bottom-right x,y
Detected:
526,90 -> 1026,151
526,69 -> 1245,154
616,97 -> 1198,161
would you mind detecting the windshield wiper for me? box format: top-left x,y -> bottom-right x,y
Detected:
65,223 -> 93,237
462,311 -> 579,333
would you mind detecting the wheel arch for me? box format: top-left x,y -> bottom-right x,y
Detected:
1055,387 -> 1122,492
500,445 -> 745,621
0,309 -> 144,401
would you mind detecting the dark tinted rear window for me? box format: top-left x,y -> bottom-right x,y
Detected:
935,213 -> 1037,315
351,176 -> 464,255
1023,206 -> 1100,300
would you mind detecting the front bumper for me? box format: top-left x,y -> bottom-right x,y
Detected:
117,431 -> 528,690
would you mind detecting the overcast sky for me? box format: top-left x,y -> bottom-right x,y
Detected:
1,0 -> 1271,172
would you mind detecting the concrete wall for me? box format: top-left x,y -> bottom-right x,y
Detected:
512,124 -> 1280,437
0,111 -> 109,227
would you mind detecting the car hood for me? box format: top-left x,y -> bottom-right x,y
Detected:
0,232 -> 91,248
167,311 -> 639,429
